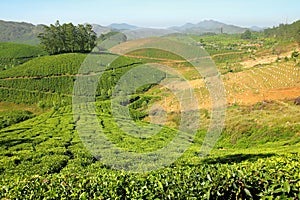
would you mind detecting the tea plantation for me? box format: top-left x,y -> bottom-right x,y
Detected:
0,34 -> 300,199
0,103 -> 299,199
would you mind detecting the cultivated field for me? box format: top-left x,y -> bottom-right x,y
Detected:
0,23 -> 300,199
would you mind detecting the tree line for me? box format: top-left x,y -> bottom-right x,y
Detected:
264,20 -> 300,44
38,20 -> 97,55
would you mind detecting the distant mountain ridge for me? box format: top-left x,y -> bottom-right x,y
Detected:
0,19 -> 267,45
0,20 -> 42,45
109,23 -> 139,30
123,28 -> 177,40
90,24 -> 112,35
170,20 -> 248,34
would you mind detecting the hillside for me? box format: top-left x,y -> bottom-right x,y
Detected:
1,99 -> 299,198
0,19 -> 261,46
91,24 -> 112,35
0,21 -> 300,198
0,41 -> 299,197
0,51 -> 154,107
109,23 -> 139,30
0,43 -> 46,59
0,53 -> 86,107
170,20 -> 248,34
0,42 -> 47,70
264,20 -> 300,43
0,20 -> 43,45
0,20 -> 113,45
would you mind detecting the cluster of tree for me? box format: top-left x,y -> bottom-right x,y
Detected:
38,21 -> 97,55
241,30 -> 252,40
264,20 -> 300,45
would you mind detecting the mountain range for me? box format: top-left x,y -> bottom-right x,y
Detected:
169,20 -> 248,34
109,23 -> 139,30
0,20 -> 43,45
0,19 -> 266,45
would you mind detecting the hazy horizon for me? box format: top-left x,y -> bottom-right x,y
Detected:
1,0 -> 300,28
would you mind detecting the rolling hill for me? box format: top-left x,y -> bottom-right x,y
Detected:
0,21 -> 300,199
0,19 -> 259,46
109,23 -> 139,30
0,42 -> 47,70
90,24 -> 112,35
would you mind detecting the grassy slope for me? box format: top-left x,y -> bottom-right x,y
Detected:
0,50 -> 164,107
0,53 -> 88,107
0,34 -> 299,198
0,101 -> 299,198
0,42 -> 47,70
0,42 -> 46,58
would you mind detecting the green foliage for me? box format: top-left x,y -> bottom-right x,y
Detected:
291,50 -> 299,58
0,53 -> 86,78
0,87 -> 71,107
241,30 -> 252,40
1,30 -> 300,199
0,42 -> 47,70
95,55 -> 165,101
297,29 -> 300,45
38,20 -> 97,55
128,48 -> 185,61
0,52 -> 163,109
0,110 -> 34,129
0,53 -> 85,108
97,31 -> 126,44
264,20 -> 300,44
0,76 -> 75,94
1,154 -> 299,199
128,95 -> 153,120
0,106 -> 299,199
0,42 -> 46,59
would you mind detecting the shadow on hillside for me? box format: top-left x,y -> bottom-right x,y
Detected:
0,127 -> 31,134
0,138 -> 33,148
202,153 -> 276,164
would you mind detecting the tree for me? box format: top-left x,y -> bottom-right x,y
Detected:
38,20 -> 97,54
296,28 -> 300,45
64,23 -> 77,52
85,24 -> 97,51
241,30 -> 252,40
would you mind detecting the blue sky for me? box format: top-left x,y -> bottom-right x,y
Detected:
1,0 -> 300,28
